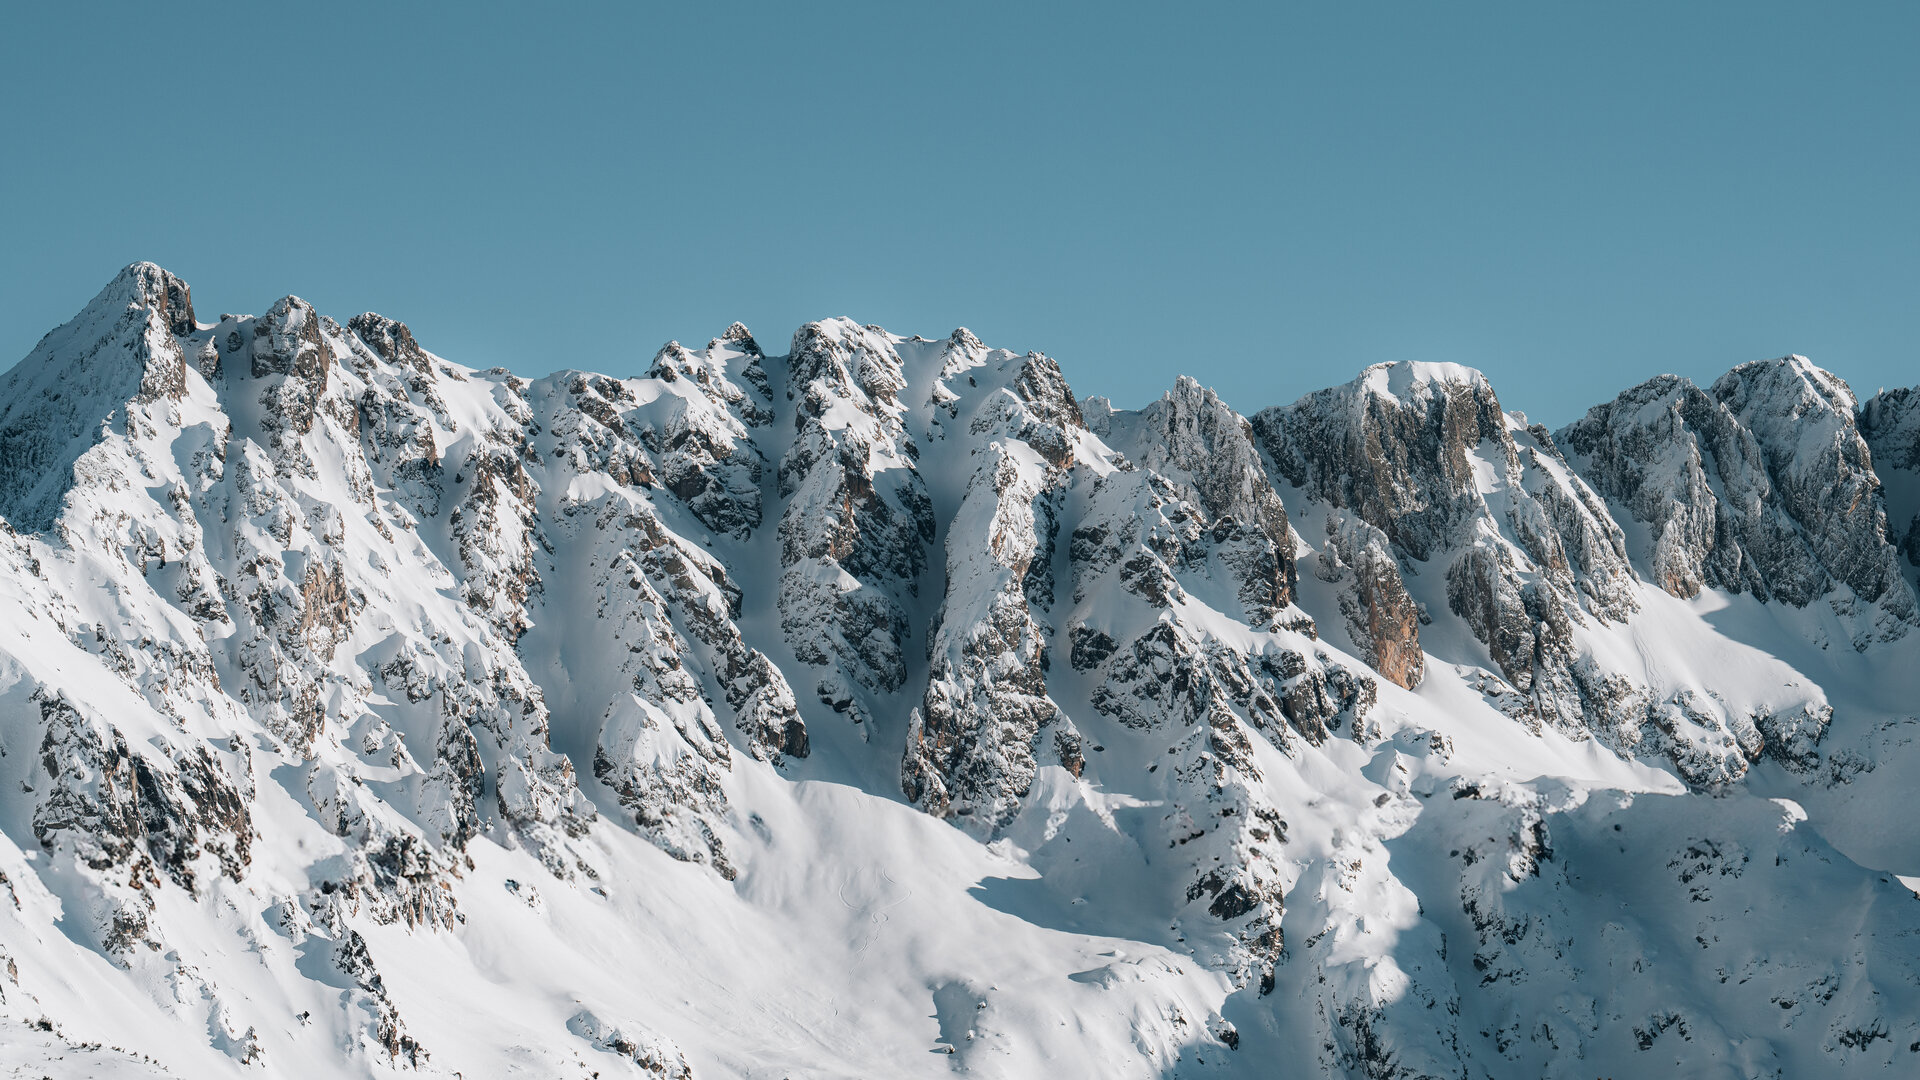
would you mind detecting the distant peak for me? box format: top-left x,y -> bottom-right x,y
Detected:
1351,360 -> 1490,405
648,340 -> 695,381
1167,374 -> 1216,399
1714,353 -> 1856,416
715,322 -> 762,356
791,316 -> 868,348
948,327 -> 985,352
1722,354 -> 1827,382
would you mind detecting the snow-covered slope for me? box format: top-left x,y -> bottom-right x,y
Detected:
2,265 -> 1918,1078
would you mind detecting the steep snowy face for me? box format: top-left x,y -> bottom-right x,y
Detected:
0,263 -> 196,530
1561,357 -> 1919,645
1251,362 -> 1640,735
514,329 -> 806,883
510,349 -> 802,880
1054,458 -> 1382,998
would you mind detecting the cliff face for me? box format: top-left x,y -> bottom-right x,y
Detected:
1,265 -> 1918,1079
1253,364 -> 1658,751
1562,357 -> 1917,647
1861,384 -> 1920,585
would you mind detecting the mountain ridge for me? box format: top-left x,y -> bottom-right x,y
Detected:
0,263 -> 1916,1078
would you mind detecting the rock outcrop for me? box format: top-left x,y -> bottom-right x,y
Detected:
1089,377 -> 1311,632
1254,362 -> 1636,733
1562,357 -> 1918,644
1861,384 -> 1920,581
775,319 -> 935,728
903,338 -> 1084,830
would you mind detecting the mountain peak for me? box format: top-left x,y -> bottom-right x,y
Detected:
714,321 -> 761,356
0,263 -> 200,529
1715,353 -> 1858,416
100,261 -> 197,337
1354,359 -> 1491,404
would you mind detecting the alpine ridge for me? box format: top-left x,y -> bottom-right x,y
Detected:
0,264 -> 1917,1078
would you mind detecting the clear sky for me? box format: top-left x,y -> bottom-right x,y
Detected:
4,2 -> 1916,426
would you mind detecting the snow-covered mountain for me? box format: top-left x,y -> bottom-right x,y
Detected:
1,264 -> 1917,1078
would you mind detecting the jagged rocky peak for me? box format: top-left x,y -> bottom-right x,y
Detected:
1557,374 -> 1761,600
244,296 -> 334,383
1090,376 -> 1310,632
787,316 -> 909,411
1006,351 -> 1086,451
649,340 -> 715,385
1713,356 -> 1916,629
1257,360 -> 1515,559
645,331 -> 774,427
714,320 -> 761,355
122,259 -> 199,338
347,312 -> 432,373
1254,360 -> 1639,730
1561,356 -> 1917,640
949,343 -> 1087,474
773,317 -> 933,728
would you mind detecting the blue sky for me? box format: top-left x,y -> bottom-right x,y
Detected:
3,2 -> 1915,425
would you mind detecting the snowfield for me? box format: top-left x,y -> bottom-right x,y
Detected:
0,264 -> 1917,1077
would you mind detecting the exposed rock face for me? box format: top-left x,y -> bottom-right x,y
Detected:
1089,377 -> 1310,632
1257,362 -> 1512,561
1714,358 -> 1913,627
1860,384 -> 1920,579
643,339 -> 768,538
346,312 -> 431,374
1557,375 -> 1766,600
1312,512 -> 1425,688
32,692 -> 251,896
775,320 -> 935,727
1562,358 -> 1918,644
1059,458 -> 1378,995
885,346 -> 1388,994
904,339 -> 1084,830
328,929 -> 428,1066
1254,363 -> 1636,730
